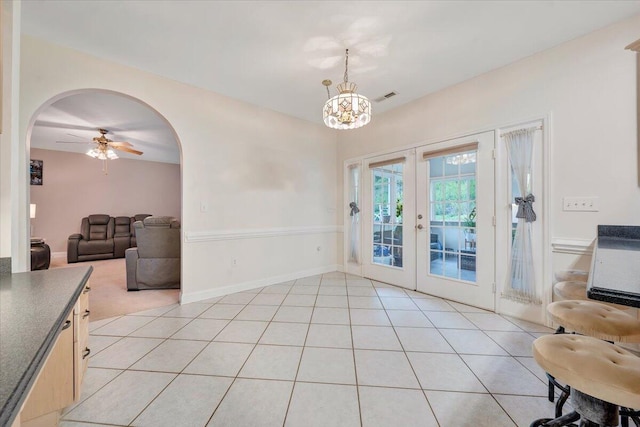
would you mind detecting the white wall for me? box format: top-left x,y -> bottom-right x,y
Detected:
19,36 -> 338,301
1,0 -> 20,261
30,148 -> 181,253
338,15 -> 639,312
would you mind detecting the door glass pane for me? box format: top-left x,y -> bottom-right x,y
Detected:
428,150 -> 477,282
372,162 -> 403,268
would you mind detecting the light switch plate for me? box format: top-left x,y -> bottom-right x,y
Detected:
563,196 -> 599,212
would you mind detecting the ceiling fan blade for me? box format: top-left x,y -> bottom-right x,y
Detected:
112,145 -> 143,155
34,120 -> 101,132
56,140 -> 91,144
66,133 -> 85,139
109,141 -> 133,147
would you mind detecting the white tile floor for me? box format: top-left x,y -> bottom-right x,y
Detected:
61,272 -> 563,427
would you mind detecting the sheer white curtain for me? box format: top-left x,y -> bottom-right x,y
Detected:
503,127 -> 541,304
348,164 -> 361,264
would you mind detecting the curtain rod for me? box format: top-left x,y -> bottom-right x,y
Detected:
500,125 -> 542,138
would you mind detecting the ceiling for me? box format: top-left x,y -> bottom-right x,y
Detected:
31,92 -> 181,164
21,1 -> 640,161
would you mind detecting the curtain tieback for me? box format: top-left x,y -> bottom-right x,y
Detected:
515,194 -> 536,222
349,202 -> 360,216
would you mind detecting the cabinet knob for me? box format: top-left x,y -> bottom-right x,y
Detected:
82,348 -> 91,359
82,310 -> 90,319
61,320 -> 72,330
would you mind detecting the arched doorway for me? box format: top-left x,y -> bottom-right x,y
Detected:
26,89 -> 183,319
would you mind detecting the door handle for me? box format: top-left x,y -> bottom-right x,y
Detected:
416,224 -> 424,230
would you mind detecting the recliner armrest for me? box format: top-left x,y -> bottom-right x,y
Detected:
114,235 -> 131,258
125,247 -> 140,291
67,234 -> 82,263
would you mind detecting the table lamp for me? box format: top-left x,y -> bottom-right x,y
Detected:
30,204 -> 36,237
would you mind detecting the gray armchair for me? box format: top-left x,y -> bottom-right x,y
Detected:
125,216 -> 181,291
67,214 -> 115,263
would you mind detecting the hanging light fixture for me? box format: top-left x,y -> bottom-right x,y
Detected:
86,142 -> 118,174
322,49 -> 371,130
86,145 -> 118,160
445,152 -> 476,165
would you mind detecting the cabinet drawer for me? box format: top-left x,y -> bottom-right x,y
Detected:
73,286 -> 89,342
74,284 -> 90,401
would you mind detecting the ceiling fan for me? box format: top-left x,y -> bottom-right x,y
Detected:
56,128 -> 143,174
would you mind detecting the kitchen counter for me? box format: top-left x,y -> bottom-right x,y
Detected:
0,266 -> 93,427
588,225 -> 640,308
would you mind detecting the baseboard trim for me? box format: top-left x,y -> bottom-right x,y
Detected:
180,264 -> 342,304
184,225 -> 341,243
551,238 -> 594,255
51,252 -> 66,259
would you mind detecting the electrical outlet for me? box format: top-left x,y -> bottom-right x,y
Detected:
563,196 -> 599,212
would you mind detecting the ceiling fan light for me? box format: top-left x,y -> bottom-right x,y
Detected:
106,149 -> 119,160
86,148 -> 100,158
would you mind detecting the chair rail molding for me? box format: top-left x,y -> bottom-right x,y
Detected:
551,238 -> 594,255
184,225 -> 343,243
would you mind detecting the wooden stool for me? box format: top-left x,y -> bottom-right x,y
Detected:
545,300 -> 640,423
553,282 -> 632,311
531,334 -> 640,426
547,300 -> 640,342
554,281 -> 589,301
554,270 -> 589,283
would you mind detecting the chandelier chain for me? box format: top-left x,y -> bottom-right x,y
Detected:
344,49 -> 349,83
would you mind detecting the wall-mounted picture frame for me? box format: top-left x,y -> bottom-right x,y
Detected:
30,159 -> 43,185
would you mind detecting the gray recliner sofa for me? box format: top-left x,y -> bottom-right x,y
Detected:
125,216 -> 181,291
68,213 -> 152,263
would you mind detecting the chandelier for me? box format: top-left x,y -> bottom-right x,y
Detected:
322,49 -> 371,130
445,152 -> 476,165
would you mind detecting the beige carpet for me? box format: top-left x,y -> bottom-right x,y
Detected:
50,257 -> 179,321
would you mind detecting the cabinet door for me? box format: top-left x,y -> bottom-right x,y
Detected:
20,313 -> 75,422
74,285 -> 90,400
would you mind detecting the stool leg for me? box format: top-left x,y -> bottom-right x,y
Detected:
547,372 -> 571,416
530,411 -> 580,427
555,386 -> 571,418
620,408 -> 640,427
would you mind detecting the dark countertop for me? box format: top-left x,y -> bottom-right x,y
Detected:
0,266 -> 93,427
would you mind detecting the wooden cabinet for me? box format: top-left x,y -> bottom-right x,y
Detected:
17,283 -> 90,427
74,285 -> 90,400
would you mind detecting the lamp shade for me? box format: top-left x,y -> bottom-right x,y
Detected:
323,90 -> 371,130
30,204 -> 36,219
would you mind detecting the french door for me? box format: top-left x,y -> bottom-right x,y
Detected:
416,132 -> 495,310
362,150 -> 416,289
361,132 -> 495,309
